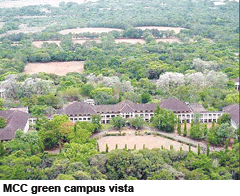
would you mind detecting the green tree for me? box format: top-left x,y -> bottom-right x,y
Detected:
141,92 -> 152,103
91,115 -> 102,132
207,142 -> 210,156
183,120 -> 187,137
111,116 -> 126,129
198,144 -> 201,155
177,118 -> 181,135
152,105 -> 177,133
218,113 -> 231,125
129,117 -> 145,130
190,124 -> 206,140
0,142 -> 6,156
207,123 -> 233,145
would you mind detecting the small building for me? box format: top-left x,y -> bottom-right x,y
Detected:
0,110 -> 30,141
84,99 -> 95,106
233,78 -> 239,91
223,104 -> 239,129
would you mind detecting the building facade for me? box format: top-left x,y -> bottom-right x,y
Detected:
55,98 -> 223,124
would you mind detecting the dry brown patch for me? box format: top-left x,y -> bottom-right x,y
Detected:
23,61 -> 84,76
98,129 -> 196,152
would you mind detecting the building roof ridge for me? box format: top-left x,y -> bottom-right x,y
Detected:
119,103 -> 135,112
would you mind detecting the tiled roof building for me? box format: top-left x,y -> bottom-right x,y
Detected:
0,110 -> 30,141
223,104 -> 239,129
56,98 -> 224,125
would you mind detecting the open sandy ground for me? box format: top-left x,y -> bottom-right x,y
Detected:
97,130 -> 197,153
23,61 -> 85,76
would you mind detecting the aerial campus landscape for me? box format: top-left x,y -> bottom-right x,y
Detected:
0,0 -> 239,181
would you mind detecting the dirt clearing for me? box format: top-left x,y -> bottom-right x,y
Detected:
23,61 -> 85,76
97,130 -> 197,153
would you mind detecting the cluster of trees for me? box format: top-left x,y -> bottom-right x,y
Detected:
0,126 -> 239,180
175,113 -> 237,146
151,105 -> 177,133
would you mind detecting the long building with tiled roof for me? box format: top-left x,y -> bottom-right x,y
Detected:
56,98 -> 224,124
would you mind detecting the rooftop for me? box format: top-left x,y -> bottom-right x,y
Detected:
57,98 -> 192,115
0,110 -> 30,140
223,104 -> 239,125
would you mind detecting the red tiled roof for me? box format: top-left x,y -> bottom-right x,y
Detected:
57,98 -> 191,115
64,101 -> 96,115
160,98 -> 192,113
189,103 -> 206,113
0,110 -> 30,140
223,104 -> 239,125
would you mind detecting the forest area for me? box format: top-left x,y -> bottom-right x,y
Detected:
0,0 -> 239,181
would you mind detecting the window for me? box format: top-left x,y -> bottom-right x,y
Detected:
83,118 -> 86,120
111,115 -> 115,117
107,115 -> 110,117
88,118 -> 91,120
74,118 -> 77,121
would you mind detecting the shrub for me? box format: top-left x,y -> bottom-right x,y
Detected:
128,117 -> 145,130
190,124 -> 207,140
207,123 -> 233,145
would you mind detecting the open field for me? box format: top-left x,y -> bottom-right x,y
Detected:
23,61 -> 85,76
135,26 -> 186,33
97,129 -> 197,152
59,27 -> 123,35
0,0 -> 98,8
